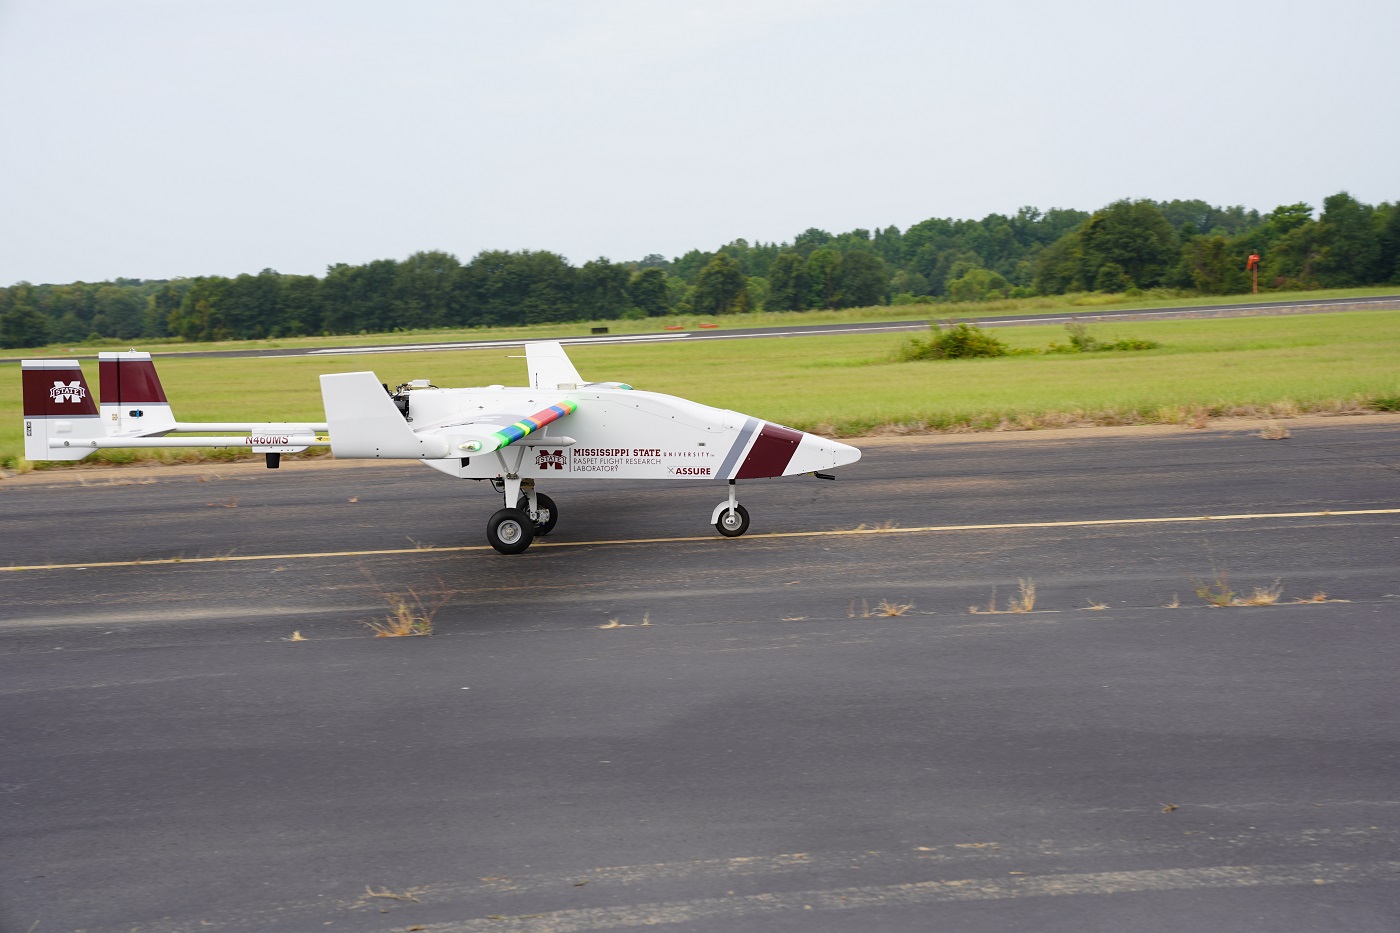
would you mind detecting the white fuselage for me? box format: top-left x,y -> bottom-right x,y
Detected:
399,386 -> 859,482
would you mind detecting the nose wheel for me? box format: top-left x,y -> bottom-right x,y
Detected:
711,481 -> 750,538
714,503 -> 750,537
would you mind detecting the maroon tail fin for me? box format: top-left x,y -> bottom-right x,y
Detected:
97,351 -> 174,435
22,359 -> 102,461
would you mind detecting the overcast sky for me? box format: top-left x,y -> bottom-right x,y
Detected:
1,0 -> 1395,286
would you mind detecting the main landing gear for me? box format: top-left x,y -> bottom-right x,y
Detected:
486,478 -> 558,554
485,478 -> 753,554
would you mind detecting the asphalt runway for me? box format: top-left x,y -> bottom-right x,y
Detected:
2,418 -> 1399,932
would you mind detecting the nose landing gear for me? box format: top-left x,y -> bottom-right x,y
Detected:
710,480 -> 750,537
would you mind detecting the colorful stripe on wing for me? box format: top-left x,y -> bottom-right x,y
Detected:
490,399 -> 578,449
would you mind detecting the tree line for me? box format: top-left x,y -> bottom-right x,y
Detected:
2,192 -> 1397,348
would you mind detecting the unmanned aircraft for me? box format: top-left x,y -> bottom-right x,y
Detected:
22,342 -> 862,553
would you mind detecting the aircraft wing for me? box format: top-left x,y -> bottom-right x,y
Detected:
320,371 -> 576,459
438,399 -> 579,455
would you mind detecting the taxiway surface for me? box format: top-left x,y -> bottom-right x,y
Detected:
2,418 -> 1398,932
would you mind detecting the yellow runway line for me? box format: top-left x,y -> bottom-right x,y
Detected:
2,508 -> 1397,574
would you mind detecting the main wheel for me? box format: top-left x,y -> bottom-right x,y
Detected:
715,503 -> 750,537
487,507 -> 535,554
517,493 -> 559,536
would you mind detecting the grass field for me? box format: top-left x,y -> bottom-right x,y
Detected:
9,285 -> 1397,360
3,309 -> 1398,471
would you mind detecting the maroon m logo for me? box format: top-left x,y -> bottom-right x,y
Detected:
535,449 -> 566,470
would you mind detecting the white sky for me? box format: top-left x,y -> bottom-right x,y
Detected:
1,0 -> 1396,286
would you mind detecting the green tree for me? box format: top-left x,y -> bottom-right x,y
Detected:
272,274 -> 320,336
691,253 -> 749,315
1264,202 -> 1313,238
94,284 -> 146,340
1261,222 -> 1320,288
320,260 -> 397,333
1314,192 -> 1379,287
625,268 -> 669,316
766,251 -> 809,311
1091,262 -> 1133,293
792,227 -> 833,257
1376,202 -> 1400,283
947,266 -> 1011,302
219,269 -> 284,339
1181,236 -> 1234,294
576,258 -> 630,320
834,250 -> 888,307
168,277 -> 230,341
0,285 -> 50,348
144,282 -> 186,338
392,251 -> 461,329
805,249 -> 841,309
1077,200 -> 1178,289
670,249 -> 713,283
458,250 -> 576,326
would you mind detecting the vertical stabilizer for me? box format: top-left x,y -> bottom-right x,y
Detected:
98,351 -> 175,436
526,341 -> 584,389
22,360 -> 103,461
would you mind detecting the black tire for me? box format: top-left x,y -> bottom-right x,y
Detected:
487,507 -> 535,554
715,503 -> 750,537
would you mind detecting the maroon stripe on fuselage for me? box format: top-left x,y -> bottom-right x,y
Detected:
735,423 -> 803,479
99,359 -> 168,403
22,367 -> 99,417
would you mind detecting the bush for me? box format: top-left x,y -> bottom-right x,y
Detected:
898,323 -> 1010,360
1047,322 -> 1160,353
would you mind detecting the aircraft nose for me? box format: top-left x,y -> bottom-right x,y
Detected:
786,433 -> 862,475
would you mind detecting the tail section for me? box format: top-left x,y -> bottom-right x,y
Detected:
98,351 -> 176,436
22,360 -> 104,461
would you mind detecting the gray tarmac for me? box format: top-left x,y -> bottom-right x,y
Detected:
2,418 -> 1399,932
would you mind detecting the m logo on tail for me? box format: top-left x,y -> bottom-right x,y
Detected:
50,381 -> 87,403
